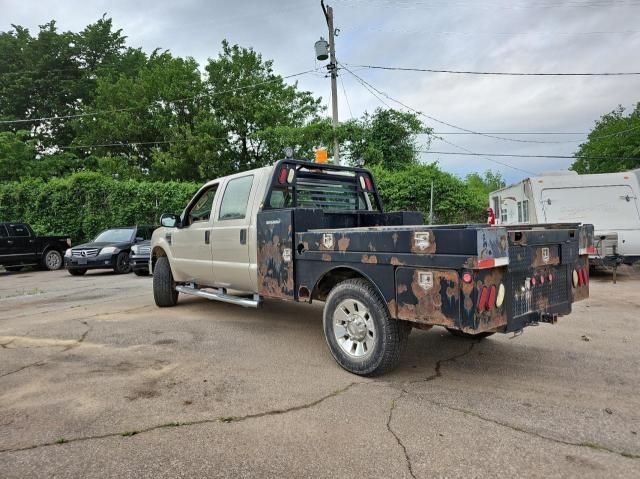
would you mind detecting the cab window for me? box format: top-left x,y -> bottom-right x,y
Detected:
185,185 -> 218,226
7,224 -> 29,237
218,176 -> 254,221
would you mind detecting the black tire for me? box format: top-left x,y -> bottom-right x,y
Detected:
133,268 -> 149,277
68,268 -> 87,276
323,278 -> 411,376
5,266 -> 23,272
41,249 -> 63,271
153,256 -> 178,307
446,328 -> 495,339
113,251 -> 131,274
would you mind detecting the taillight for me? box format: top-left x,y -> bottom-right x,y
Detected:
548,272 -> 553,283
278,167 -> 287,184
530,276 -> 536,287
539,275 -> 545,285
487,285 -> 497,311
462,272 -> 472,283
478,287 -> 489,311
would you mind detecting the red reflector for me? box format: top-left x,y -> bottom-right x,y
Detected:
477,287 -> 489,312
577,269 -> 584,286
586,245 -> 596,254
364,176 -> 373,191
531,277 -> 536,287
462,272 -> 472,283
548,273 -> 553,282
582,268 -> 589,286
477,258 -> 495,269
539,275 -> 545,285
487,285 -> 496,311
278,168 -> 287,184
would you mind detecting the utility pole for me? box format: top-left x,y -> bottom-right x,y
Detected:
321,1 -> 340,164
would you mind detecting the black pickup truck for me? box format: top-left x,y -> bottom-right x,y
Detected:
0,223 -> 70,271
151,159 -> 594,376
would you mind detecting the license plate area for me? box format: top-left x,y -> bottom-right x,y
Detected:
511,266 -> 568,317
77,258 -> 87,265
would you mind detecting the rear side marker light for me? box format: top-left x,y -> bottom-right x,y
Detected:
278,168 -> 287,184
364,176 -> 373,191
487,285 -> 497,311
477,287 -> 489,312
539,275 -> 545,285
496,284 -> 505,308
548,273 -> 553,282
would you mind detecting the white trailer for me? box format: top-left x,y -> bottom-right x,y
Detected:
489,169 -> 640,264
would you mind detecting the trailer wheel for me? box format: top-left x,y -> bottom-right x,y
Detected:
446,328 -> 495,339
323,278 -> 411,376
153,256 -> 178,307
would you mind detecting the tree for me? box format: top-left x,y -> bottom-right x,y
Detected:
571,104 -> 640,174
344,108 -> 428,169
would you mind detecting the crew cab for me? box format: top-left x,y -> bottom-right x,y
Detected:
0,223 -> 70,271
151,159 -> 594,376
65,225 -> 155,276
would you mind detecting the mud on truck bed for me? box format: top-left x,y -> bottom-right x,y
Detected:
152,159 -> 594,376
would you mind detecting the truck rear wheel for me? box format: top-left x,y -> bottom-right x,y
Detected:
446,328 -> 495,339
42,249 -> 63,271
153,256 -> 178,307
323,279 -> 411,376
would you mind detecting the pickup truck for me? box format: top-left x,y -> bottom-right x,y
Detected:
150,159 -> 594,376
0,223 -> 70,271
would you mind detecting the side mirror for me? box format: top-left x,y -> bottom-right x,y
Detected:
160,213 -> 180,228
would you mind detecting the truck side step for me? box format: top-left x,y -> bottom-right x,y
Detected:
175,285 -> 261,308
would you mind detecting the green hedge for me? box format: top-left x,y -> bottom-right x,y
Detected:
0,172 -> 199,243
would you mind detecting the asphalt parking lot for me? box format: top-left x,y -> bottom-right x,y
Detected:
0,268 -> 639,478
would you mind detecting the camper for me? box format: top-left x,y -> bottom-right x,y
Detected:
489,169 -> 640,265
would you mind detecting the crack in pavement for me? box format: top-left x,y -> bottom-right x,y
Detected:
0,361 -> 46,378
0,381 -> 365,454
422,397 -> 640,460
386,391 -> 416,479
382,340 -> 480,478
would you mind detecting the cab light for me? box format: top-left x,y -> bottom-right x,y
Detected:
278,167 -> 287,184
495,284 -> 506,308
487,285 -> 497,311
477,287 -> 489,311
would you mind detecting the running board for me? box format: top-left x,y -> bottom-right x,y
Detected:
175,285 -> 261,308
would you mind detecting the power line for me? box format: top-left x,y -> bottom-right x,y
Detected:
339,73 -> 354,119
336,0 -> 640,10
342,64 -> 536,174
0,68 -> 319,125
419,150 -> 640,161
345,63 -> 640,77
429,124 -> 640,141
339,64 -> 577,145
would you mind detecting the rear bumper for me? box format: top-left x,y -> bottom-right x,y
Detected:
65,254 -> 116,270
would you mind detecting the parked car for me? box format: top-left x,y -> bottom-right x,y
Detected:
0,223 -> 70,271
65,225 -> 155,276
130,240 -> 151,276
150,158 -> 594,376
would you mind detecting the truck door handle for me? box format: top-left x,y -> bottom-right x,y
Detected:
7,240 -> 13,244
240,229 -> 247,245
205,230 -> 210,245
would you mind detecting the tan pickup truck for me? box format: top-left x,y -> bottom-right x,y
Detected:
151,159 -> 593,376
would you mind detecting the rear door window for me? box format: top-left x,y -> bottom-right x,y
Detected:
7,224 -> 30,237
218,175 -> 254,220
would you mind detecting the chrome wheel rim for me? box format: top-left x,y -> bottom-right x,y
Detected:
333,299 -> 376,358
46,251 -> 61,270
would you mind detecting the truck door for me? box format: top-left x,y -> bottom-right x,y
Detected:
171,183 -> 219,284
6,224 -> 36,263
210,174 -> 256,292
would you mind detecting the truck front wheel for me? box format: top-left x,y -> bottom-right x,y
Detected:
153,256 -> 178,307
323,279 -> 411,376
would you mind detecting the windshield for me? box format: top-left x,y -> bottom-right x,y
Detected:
94,228 -> 135,243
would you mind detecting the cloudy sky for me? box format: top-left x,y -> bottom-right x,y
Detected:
3,0 -> 639,183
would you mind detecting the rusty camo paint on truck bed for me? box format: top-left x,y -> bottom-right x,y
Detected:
257,210 -> 295,300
